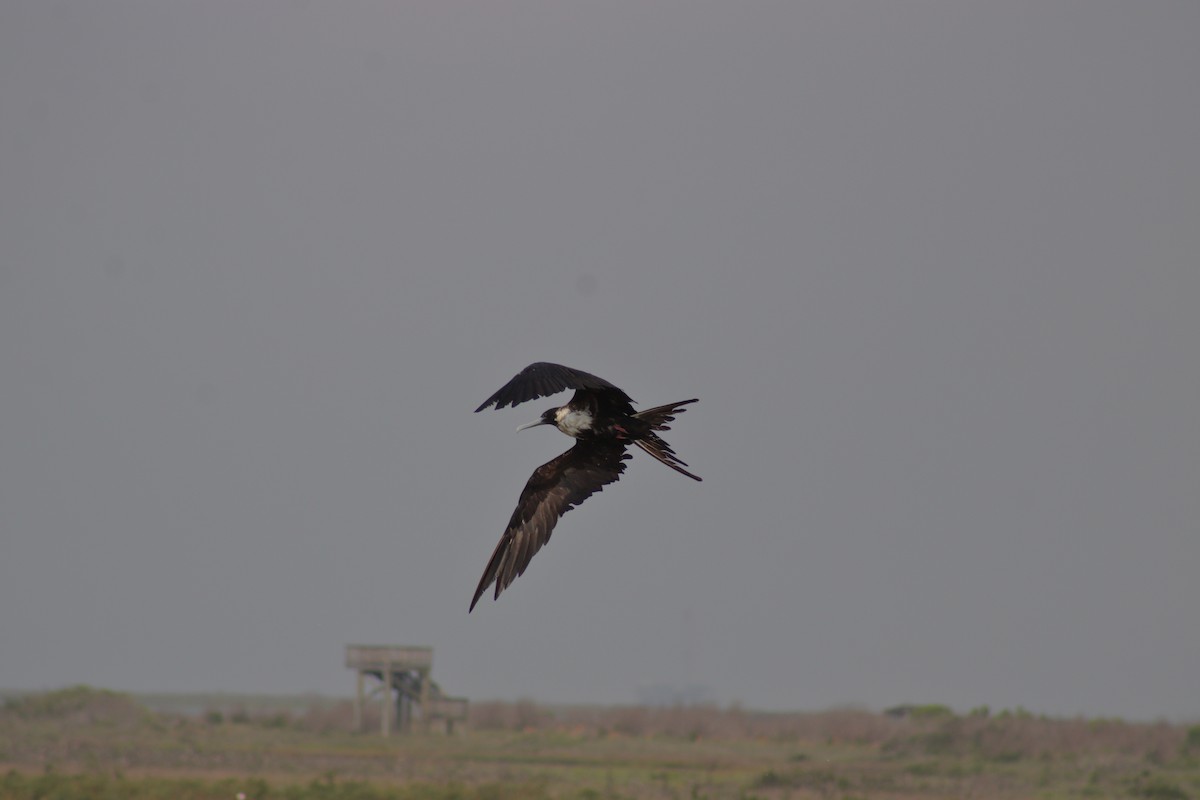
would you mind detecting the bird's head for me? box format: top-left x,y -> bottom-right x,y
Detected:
517,407 -> 559,432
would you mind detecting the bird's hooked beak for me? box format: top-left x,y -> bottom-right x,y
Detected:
517,407 -> 559,433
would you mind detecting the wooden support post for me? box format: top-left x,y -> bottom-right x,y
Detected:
353,670 -> 364,732
419,668 -> 432,732
381,661 -> 391,737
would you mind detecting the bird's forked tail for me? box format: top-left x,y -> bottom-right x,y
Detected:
633,399 -> 701,481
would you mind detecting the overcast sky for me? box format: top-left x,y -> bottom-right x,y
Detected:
1,2 -> 1197,721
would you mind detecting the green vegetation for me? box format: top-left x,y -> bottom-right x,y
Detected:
1,687 -> 1198,799
2,685 -> 148,723
1185,725 -> 1200,756
0,770 -> 552,800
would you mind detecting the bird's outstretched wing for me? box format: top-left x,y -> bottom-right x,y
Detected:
470,440 -> 629,611
474,362 -> 632,412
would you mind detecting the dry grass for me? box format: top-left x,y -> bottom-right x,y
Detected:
471,701 -> 904,743
2,687 -> 1198,800
471,700 -> 1189,759
879,710 -> 1187,762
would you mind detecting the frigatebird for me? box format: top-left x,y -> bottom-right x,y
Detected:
470,362 -> 700,611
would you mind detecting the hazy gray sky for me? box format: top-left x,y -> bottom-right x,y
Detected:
1,2 -> 1197,721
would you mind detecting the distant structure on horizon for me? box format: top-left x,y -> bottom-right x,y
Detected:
345,645 -> 468,736
636,683 -> 715,708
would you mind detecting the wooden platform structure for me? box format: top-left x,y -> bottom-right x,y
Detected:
345,645 -> 468,735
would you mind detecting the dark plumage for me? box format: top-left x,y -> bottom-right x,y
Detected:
470,362 -> 700,611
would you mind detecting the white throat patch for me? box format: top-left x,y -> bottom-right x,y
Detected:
554,407 -> 594,437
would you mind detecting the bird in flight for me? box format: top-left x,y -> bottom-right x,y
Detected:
470,362 -> 700,611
